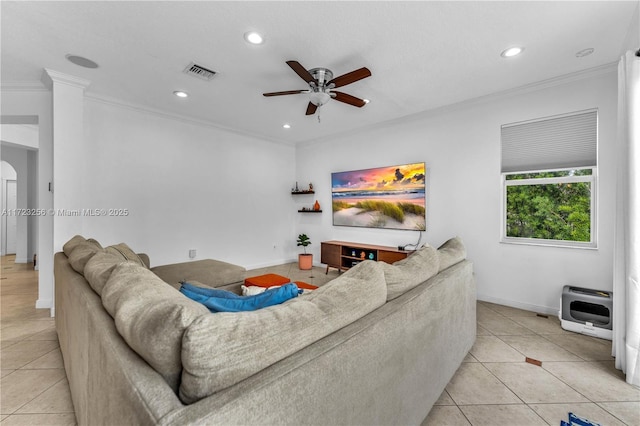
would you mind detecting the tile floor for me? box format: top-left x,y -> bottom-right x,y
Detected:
1,255 -> 639,425
423,302 -> 640,426
1,255 -> 75,425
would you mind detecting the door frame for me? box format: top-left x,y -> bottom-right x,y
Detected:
3,179 -> 18,255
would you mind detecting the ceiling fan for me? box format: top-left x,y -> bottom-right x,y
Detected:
263,60 -> 371,116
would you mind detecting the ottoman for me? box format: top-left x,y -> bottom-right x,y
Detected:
244,273 -> 318,290
151,259 -> 246,288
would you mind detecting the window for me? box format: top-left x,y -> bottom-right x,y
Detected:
501,110 -> 597,248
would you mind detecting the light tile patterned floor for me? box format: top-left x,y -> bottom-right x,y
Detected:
423,302 -> 640,426
1,255 -> 638,425
1,255 -> 75,425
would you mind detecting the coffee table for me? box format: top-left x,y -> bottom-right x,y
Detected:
244,273 -> 318,290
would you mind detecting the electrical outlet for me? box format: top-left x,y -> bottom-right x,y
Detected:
189,249 -> 196,259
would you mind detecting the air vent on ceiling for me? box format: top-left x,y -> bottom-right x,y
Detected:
183,62 -> 217,81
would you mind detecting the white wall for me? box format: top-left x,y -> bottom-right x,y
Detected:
296,68 -> 618,315
0,125 -> 39,149
82,99 -> 297,269
0,160 -> 17,179
0,63 -> 620,316
621,1 -> 639,54
44,70 -> 89,254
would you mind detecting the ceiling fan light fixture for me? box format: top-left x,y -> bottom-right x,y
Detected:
310,91 -> 331,107
263,60 -> 371,115
244,31 -> 265,45
363,99 -> 370,104
501,46 -> 523,58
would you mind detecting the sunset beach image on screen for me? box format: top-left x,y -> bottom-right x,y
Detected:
331,162 -> 426,230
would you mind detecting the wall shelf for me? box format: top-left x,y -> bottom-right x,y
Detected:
291,190 -> 315,195
298,210 -> 322,213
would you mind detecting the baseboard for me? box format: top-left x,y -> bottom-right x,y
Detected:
243,258 -> 330,272
35,298 -> 52,309
476,293 -> 559,317
243,257 -> 297,271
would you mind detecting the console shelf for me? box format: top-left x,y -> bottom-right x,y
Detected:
320,240 -> 412,274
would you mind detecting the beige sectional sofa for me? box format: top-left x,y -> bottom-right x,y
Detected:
55,235 -> 476,425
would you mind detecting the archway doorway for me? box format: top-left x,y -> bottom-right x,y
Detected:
1,123 -> 40,266
1,161 -> 18,255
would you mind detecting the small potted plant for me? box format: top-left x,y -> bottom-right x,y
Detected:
297,233 -> 312,270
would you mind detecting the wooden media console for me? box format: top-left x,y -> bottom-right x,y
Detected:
320,240 -> 412,274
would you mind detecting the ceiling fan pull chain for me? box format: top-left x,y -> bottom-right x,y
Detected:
317,114 -> 321,123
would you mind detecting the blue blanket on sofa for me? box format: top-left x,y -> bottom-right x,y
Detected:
180,281 -> 302,313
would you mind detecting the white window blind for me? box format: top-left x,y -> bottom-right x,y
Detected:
501,110 -> 597,173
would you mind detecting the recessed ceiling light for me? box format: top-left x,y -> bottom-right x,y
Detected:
500,47 -> 523,58
173,91 -> 189,98
283,123 -> 291,129
575,48 -> 595,58
244,31 -> 265,45
65,54 -> 99,68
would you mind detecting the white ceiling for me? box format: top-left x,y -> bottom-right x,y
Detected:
1,1 -> 637,144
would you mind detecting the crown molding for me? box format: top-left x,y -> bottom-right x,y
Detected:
0,77 -> 291,147
0,81 -> 48,92
298,62 -> 619,147
398,62 -> 618,126
3,62 -> 617,148
84,93 -> 294,147
41,69 -> 91,91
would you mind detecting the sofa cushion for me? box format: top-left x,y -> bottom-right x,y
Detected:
62,235 -> 86,257
437,236 -> 466,272
179,260 -> 387,404
105,243 -> 148,268
151,259 -> 246,288
67,239 -> 103,275
84,251 -> 128,295
137,253 -> 151,269
380,244 -> 440,301
101,263 -> 209,392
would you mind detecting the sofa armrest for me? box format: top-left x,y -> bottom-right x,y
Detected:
151,259 -> 245,289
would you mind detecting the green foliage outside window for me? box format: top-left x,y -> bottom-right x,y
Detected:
505,170 -> 592,242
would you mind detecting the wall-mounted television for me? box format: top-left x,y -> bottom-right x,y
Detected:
331,162 -> 426,231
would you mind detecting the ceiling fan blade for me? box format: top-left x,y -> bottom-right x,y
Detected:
306,102 -> 318,115
327,67 -> 371,88
286,61 -> 316,84
263,90 -> 307,97
330,91 -> 367,108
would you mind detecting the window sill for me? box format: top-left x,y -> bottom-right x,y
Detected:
500,237 -> 597,250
